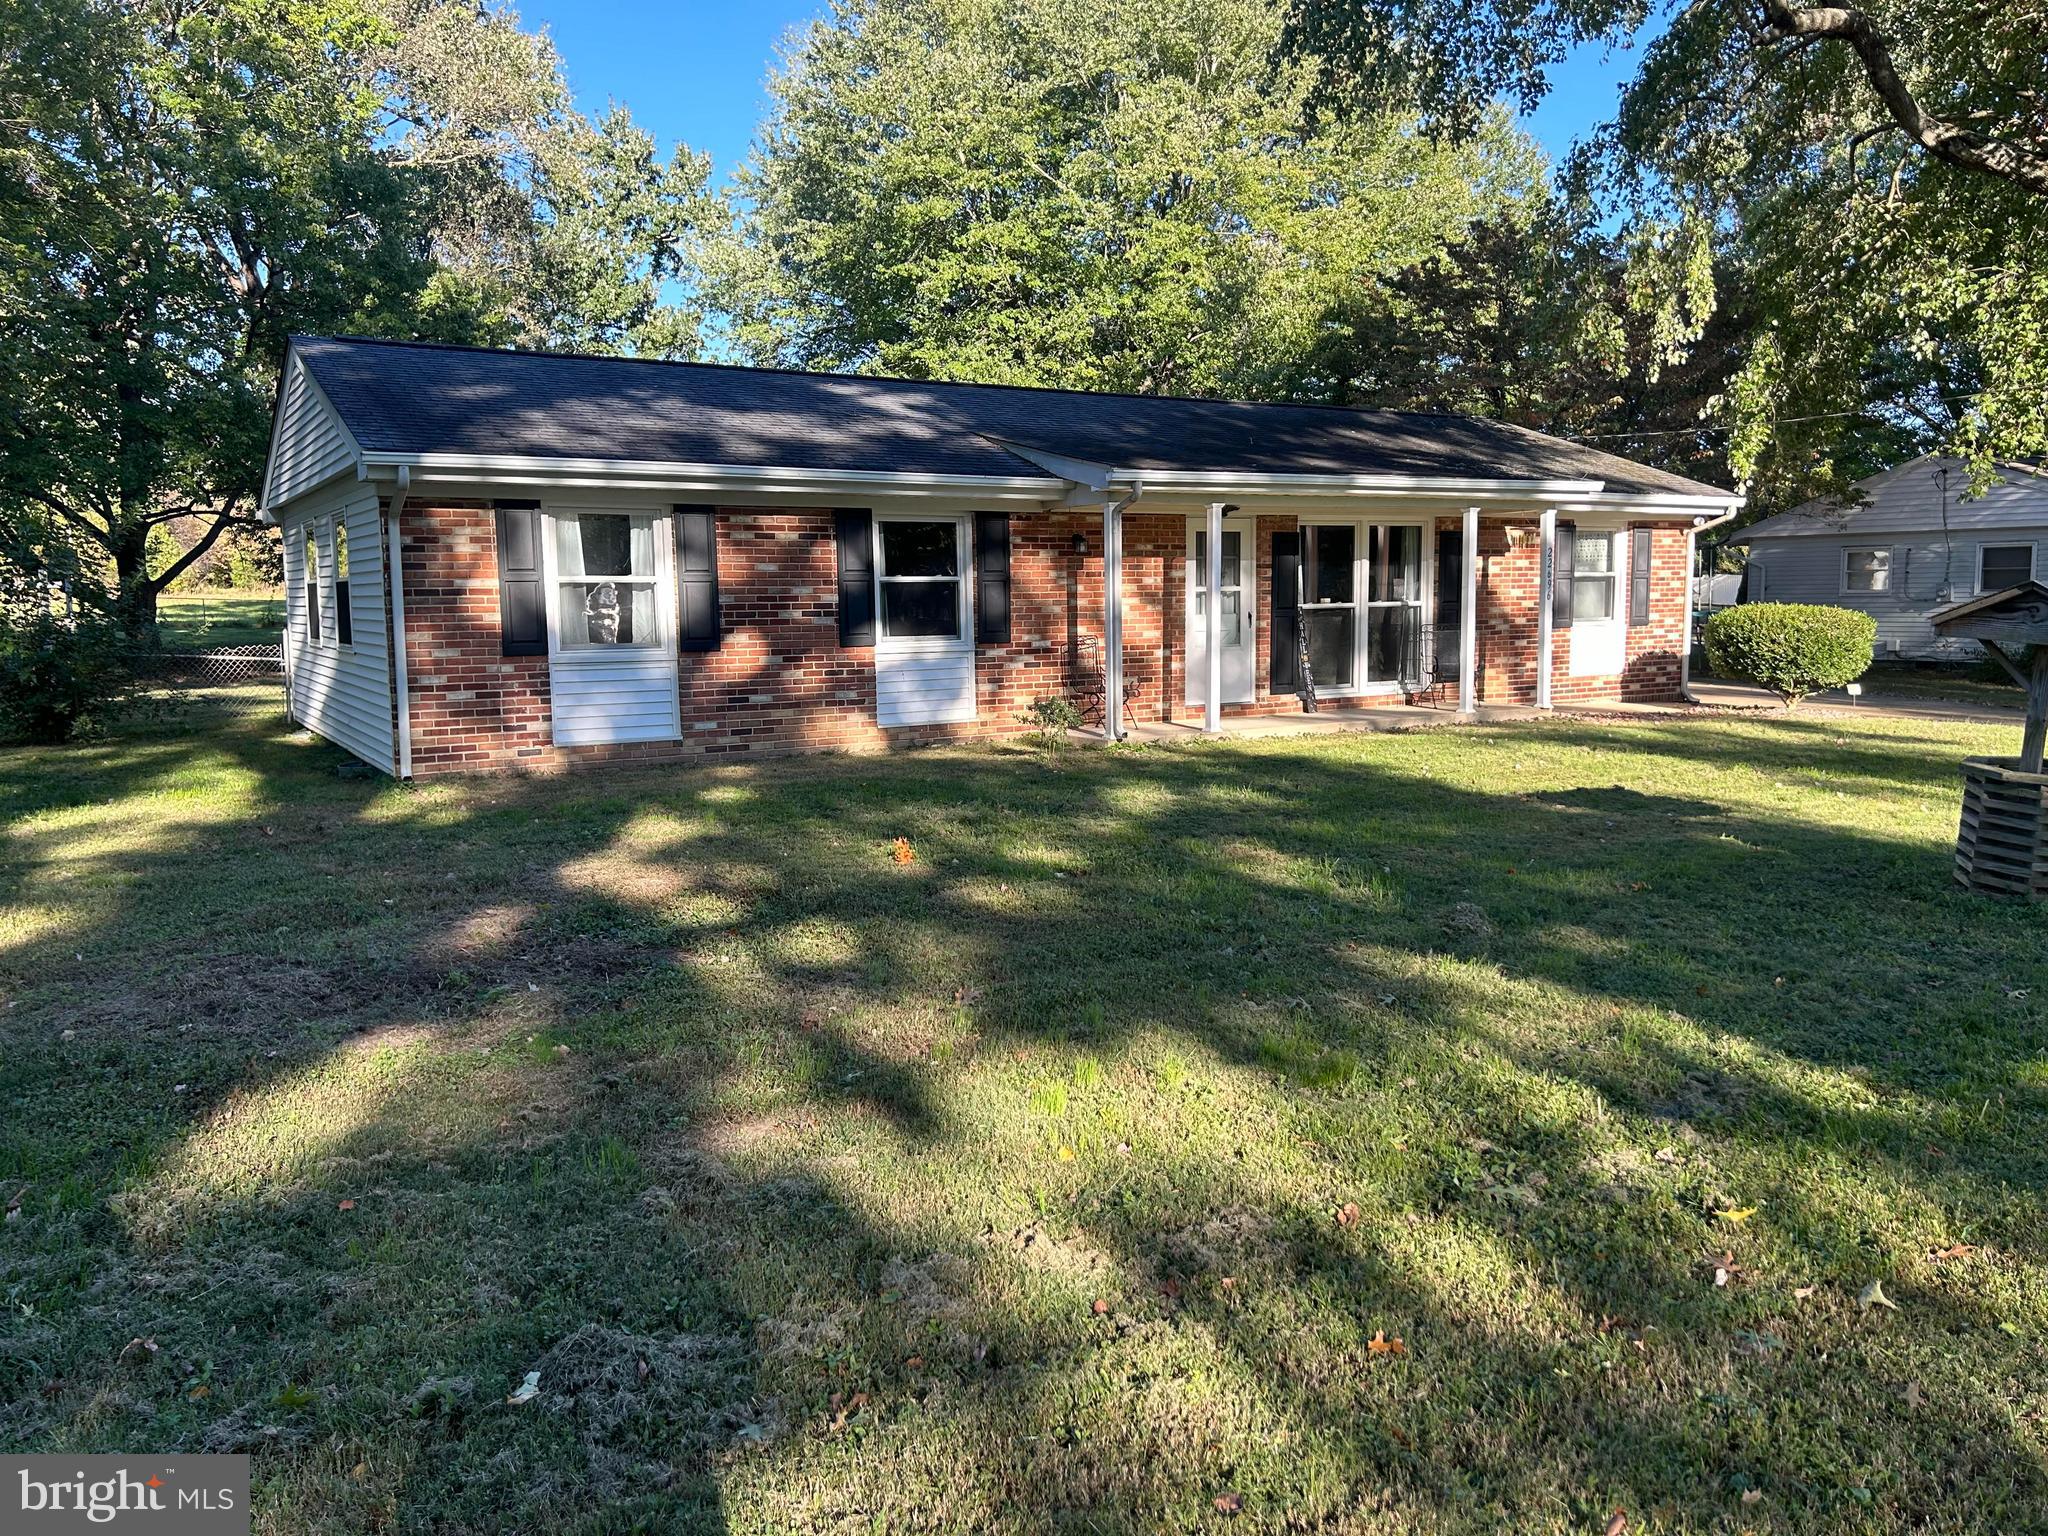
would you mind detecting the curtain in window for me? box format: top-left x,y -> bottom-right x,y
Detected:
557,514 -> 658,647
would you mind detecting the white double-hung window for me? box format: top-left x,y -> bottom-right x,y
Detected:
876,517 -> 967,641
555,512 -> 661,648
1573,531 -> 1619,620
1842,547 -> 1891,594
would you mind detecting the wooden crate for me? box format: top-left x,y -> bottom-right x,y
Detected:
1955,757 -> 2048,899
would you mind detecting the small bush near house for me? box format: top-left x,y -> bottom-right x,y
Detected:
1704,602 -> 1876,707
1019,695 -> 1083,755
0,598 -> 135,744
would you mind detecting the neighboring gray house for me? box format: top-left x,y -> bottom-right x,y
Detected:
1733,456 -> 2048,659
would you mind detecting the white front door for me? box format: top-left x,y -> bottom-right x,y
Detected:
1186,517 -> 1256,707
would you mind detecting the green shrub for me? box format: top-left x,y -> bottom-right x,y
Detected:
1018,694 -> 1084,755
1704,602 -> 1876,707
0,596 -> 136,744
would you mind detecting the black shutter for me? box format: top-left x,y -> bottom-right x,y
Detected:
1630,527 -> 1652,626
494,500 -> 546,657
974,511 -> 1011,644
673,505 -> 721,652
1552,519 -> 1576,631
834,507 -> 875,647
1270,530 -> 1301,692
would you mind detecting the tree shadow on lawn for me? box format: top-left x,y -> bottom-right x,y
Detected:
4,706 -> 2047,1531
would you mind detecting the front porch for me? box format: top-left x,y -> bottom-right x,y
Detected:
1090,695 -> 1691,746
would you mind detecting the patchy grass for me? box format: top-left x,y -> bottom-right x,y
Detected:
3,689 -> 2046,1534
156,590 -> 285,650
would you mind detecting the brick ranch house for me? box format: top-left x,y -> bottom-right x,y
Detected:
259,336 -> 1742,778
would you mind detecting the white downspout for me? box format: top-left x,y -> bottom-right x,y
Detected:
1458,505 -> 1480,716
1536,508 -> 1557,710
1204,500 -> 1225,733
387,466 -> 414,779
1101,485 -> 1141,741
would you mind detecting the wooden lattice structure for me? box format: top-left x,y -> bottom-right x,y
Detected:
1929,582 -> 2048,898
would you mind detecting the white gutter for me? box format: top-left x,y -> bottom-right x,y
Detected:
361,452 -> 1066,502
1107,469 -> 1606,500
386,466 -> 413,780
1681,507 -> 1742,703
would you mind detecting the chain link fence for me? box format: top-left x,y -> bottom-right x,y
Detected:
138,642 -> 286,688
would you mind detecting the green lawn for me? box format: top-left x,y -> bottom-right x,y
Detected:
3,691 -> 2046,1534
1858,661 -> 2022,710
155,589 -> 285,649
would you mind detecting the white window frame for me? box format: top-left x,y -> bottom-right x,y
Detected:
1572,529 -> 1621,623
1976,541 -> 2036,595
1840,545 -> 1892,596
873,512 -> 970,648
329,515 -> 352,650
542,507 -> 673,657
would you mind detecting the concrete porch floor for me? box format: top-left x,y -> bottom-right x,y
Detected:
1092,696 -> 1690,744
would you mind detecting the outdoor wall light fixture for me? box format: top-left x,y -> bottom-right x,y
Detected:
1504,526 -> 1535,551
1072,532 -> 1088,555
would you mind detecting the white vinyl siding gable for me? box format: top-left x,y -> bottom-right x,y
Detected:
264,353 -> 360,510
282,485 -> 395,773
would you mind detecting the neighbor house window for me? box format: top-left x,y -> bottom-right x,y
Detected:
332,518 -> 352,645
1572,531 -> 1618,621
876,518 -> 965,640
1843,547 -> 1891,593
1979,543 -> 2034,593
301,526 -> 321,642
555,512 -> 659,648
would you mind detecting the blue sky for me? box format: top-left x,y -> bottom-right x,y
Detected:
521,0 -> 1656,186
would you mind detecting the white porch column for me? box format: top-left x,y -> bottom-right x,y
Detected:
1204,500 -> 1224,733
1536,507 -> 1557,710
1102,501 -> 1125,741
1458,504 -> 1479,716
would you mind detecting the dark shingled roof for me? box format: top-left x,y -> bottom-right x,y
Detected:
293,335 -> 1732,500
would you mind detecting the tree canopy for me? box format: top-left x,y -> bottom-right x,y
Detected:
716,0 -> 1552,402
0,0 -> 717,625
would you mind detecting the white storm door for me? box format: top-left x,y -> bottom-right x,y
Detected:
874,513 -> 976,727
1186,517 -> 1256,707
1568,529 -> 1627,677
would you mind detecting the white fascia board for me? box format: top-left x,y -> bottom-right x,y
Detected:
1548,492 -> 1747,518
360,452 -> 1068,503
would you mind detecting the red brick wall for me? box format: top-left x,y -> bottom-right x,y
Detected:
396,502 -> 1690,775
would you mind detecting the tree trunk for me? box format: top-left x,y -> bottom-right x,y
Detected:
110,537 -> 160,642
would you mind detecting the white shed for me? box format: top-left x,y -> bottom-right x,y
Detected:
1732,456 -> 2048,659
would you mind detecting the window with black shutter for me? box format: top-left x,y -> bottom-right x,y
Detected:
673,505 -> 721,651
494,500 -> 547,656
834,508 -> 876,646
974,512 -> 1011,644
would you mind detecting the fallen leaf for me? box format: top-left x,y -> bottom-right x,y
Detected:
1717,1206 -> 1759,1225
891,837 -> 916,866
904,1355 -> 925,1370
1366,1330 -> 1407,1356
1604,1510 -> 1628,1536
1857,1279 -> 1899,1311
1653,1146 -> 1679,1165
1090,1297 -> 1110,1316
1740,1489 -> 1763,1507
1214,1491 -> 1245,1515
1711,1251 -> 1746,1287
506,1370 -> 541,1405
1928,1243 -> 1976,1262
1793,1284 -> 1816,1300
1335,1201 -> 1362,1229
1903,1380 -> 1924,1409
336,1198 -> 355,1212
1058,1145 -> 1075,1162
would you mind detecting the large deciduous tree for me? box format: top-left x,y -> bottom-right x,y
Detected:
716,0 -> 1550,398
1284,0 -> 2048,503
0,0 -> 718,633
